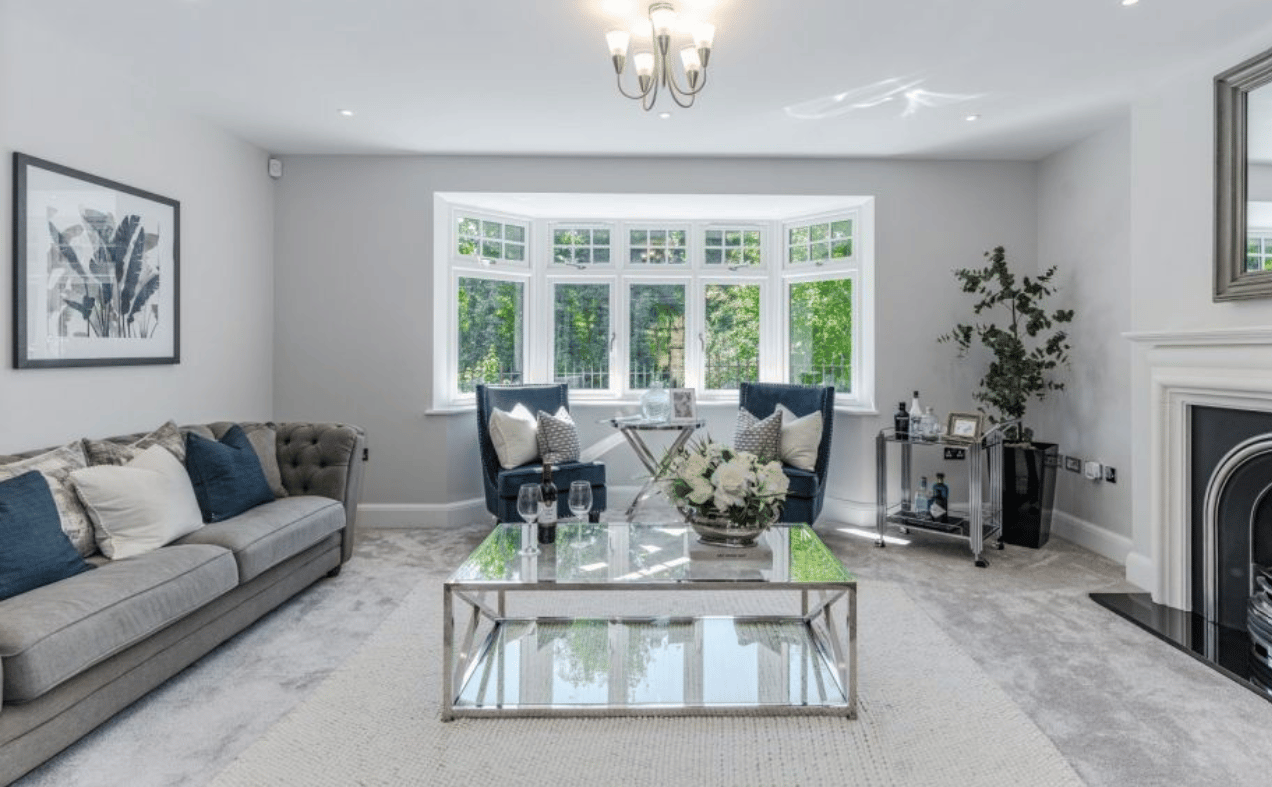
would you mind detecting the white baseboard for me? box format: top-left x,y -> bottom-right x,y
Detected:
1050,510 -> 1133,566
357,500 -> 489,529
818,496 -> 875,527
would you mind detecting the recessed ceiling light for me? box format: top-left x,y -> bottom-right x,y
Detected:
338,109 -> 354,117
659,111 -> 672,119
965,114 -> 981,122
1121,0 -> 1139,6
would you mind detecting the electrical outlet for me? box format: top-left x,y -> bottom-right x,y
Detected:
943,447 -> 967,460
1104,465 -> 1117,483
1063,456 -> 1081,473
1083,460 -> 1103,481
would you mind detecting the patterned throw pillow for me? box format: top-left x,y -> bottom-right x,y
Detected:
83,420 -> 186,466
733,408 -> 783,463
0,442 -> 95,557
537,408 -> 580,465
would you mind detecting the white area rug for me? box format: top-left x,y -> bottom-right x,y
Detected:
212,579 -> 1082,787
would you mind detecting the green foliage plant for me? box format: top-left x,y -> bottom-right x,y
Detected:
938,246 -> 1074,443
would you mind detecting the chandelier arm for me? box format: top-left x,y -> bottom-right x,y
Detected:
664,66 -> 709,100
615,72 -> 653,102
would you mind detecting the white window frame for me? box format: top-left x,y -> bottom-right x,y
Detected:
702,225 -> 767,270
782,210 -> 856,270
431,194 -> 875,413
547,222 -> 616,269
545,275 -> 619,399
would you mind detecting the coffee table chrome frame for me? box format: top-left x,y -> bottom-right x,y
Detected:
442,578 -> 856,721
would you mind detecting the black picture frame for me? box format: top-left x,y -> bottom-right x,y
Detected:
13,152 -> 180,368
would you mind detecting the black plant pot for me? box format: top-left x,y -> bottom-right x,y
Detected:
1000,442 -> 1059,549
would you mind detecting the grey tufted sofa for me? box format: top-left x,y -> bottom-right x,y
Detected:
0,421 -> 366,785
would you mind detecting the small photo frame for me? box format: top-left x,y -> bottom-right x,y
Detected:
669,387 -> 697,420
945,412 -> 984,444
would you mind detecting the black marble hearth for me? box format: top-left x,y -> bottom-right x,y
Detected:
1091,592 -> 1272,702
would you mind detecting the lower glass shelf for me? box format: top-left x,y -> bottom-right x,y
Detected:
884,509 -> 1002,541
452,616 -> 849,716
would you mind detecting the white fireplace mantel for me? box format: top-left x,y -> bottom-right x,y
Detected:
1126,326 -> 1272,609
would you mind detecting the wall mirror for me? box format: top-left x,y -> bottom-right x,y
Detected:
1216,45 -> 1272,301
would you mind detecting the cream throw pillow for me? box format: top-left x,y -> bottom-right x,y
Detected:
70,445 -> 204,560
488,403 -> 540,469
776,403 -> 823,471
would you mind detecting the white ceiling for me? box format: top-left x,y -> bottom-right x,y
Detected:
11,0 -> 1272,160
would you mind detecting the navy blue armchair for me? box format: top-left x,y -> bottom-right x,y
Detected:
738,382 -> 835,525
475,383 -> 607,522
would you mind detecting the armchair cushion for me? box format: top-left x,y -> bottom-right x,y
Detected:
776,403 -> 823,472
537,408 -> 580,465
733,408 -> 782,463
781,467 -> 821,499
488,403 -> 539,469
495,462 -> 606,498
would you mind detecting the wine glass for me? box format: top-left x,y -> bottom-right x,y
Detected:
568,481 -> 594,548
568,481 -> 593,522
516,484 -> 542,556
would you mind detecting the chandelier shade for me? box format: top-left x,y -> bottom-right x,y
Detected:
606,2 -> 715,111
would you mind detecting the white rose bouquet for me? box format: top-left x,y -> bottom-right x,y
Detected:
657,437 -> 789,528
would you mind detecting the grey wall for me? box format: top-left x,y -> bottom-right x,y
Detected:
0,8 -> 276,452
1034,118 -> 1133,553
1251,164 -> 1272,201
274,155 -> 1037,520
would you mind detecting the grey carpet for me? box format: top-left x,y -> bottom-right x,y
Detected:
13,520 -> 1272,786
209,577 -> 1081,787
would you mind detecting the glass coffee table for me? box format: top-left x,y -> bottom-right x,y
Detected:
442,521 -> 856,720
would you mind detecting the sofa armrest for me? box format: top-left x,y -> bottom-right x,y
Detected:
275,423 -> 367,563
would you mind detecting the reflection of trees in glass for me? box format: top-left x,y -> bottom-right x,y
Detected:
629,284 -> 685,388
457,277 -> 523,392
466,525 -> 519,579
553,228 -> 611,266
789,526 -> 852,582
554,284 -> 609,389
1248,232 -> 1272,272
551,620 -> 658,692
704,284 -> 760,389
629,228 -> 687,264
788,278 -> 852,391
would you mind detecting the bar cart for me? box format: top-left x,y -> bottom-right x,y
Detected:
874,420 -> 1018,567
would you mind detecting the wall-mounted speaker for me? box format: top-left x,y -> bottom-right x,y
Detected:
267,157 -> 283,180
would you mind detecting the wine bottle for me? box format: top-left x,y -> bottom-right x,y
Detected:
538,463 -> 558,543
931,472 -> 949,523
894,401 -> 910,439
908,391 -> 923,441
913,475 -> 929,519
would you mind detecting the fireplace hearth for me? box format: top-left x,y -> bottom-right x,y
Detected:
1094,404 -> 1272,703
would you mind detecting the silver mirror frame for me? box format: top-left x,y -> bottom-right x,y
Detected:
1215,45 -> 1272,301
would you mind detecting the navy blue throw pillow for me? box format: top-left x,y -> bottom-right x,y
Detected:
0,470 -> 93,601
184,425 -> 275,523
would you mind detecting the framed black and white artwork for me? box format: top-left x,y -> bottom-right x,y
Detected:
670,387 -> 697,420
13,153 -> 180,368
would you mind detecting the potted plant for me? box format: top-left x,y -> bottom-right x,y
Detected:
938,246 -> 1074,548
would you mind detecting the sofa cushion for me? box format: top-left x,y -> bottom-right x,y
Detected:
489,403 -> 539,469
782,467 -> 820,499
0,441 -> 95,557
174,496 -> 344,582
184,425 -> 275,523
83,420 -> 186,466
495,461 -> 606,498
71,446 -> 205,560
536,407 -> 580,465
0,471 -> 94,601
734,408 -> 782,463
0,543 -> 235,702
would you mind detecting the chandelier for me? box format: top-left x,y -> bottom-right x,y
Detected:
605,2 -> 715,111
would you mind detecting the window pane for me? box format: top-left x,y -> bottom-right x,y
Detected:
505,225 -> 525,243
594,229 -> 610,245
594,247 -> 611,263
505,243 -> 525,261
631,229 -> 648,245
830,220 -> 852,240
705,248 -> 722,265
482,221 -> 502,239
629,284 -> 686,388
457,277 -> 523,393
705,230 -> 723,245
555,229 -> 575,246
704,284 -> 760,390
811,242 -> 830,261
789,226 -> 809,245
725,231 -> 741,247
831,240 -> 852,258
481,240 -> 502,258
810,223 -> 829,242
555,284 -> 610,390
789,278 -> 852,391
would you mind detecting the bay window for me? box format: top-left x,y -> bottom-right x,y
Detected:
434,195 -> 874,412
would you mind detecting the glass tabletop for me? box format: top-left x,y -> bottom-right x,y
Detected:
446,521 -> 855,587
601,415 -> 707,430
